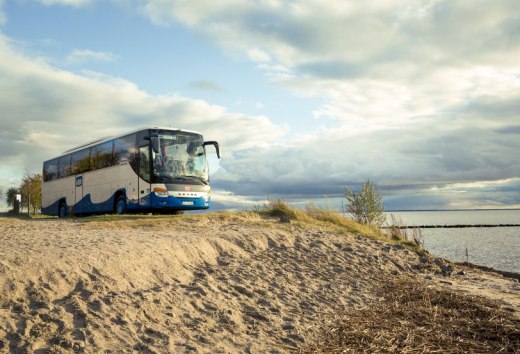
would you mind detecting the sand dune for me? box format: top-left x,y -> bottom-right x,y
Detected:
0,214 -> 518,353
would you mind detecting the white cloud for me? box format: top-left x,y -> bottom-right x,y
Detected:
137,0 -> 520,125
0,34 -> 286,190
247,48 -> 270,63
210,190 -> 263,211
134,0 -> 520,208
65,49 -> 118,65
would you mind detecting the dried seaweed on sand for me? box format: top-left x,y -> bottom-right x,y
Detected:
304,277 -> 520,353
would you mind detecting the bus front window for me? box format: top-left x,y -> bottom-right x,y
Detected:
153,132 -> 208,184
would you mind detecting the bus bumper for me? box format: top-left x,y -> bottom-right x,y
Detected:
150,194 -> 210,210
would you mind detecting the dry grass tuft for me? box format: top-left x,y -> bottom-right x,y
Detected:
386,214 -> 423,248
304,277 -> 520,353
304,204 -> 381,238
257,200 -> 386,240
256,199 -> 310,223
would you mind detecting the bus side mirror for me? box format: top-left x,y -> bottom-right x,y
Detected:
203,141 -> 220,159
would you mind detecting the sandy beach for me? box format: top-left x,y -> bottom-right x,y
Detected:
0,213 -> 519,353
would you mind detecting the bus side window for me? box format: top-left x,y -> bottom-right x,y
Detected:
58,154 -> 72,178
43,159 -> 59,181
92,141 -> 114,170
71,148 -> 91,174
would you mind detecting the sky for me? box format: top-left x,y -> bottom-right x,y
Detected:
0,0 -> 519,211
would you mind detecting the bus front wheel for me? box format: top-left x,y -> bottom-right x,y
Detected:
115,195 -> 127,215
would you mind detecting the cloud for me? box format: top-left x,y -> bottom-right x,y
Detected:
187,80 -> 224,92
0,34 -> 286,190
211,118 -> 520,209
209,190 -> 263,211
425,178 -> 520,209
135,0 -> 520,209
65,49 -> 118,66
139,1 -> 518,66
136,1 -> 520,132
2,1 -> 519,210
247,48 -> 270,63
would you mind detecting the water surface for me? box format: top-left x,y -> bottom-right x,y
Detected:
385,210 -> 520,273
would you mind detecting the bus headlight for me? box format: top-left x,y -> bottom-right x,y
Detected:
153,187 -> 169,197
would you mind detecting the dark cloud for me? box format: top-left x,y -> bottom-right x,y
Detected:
211,118 -> 520,210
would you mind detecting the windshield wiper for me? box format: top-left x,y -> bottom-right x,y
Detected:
184,175 -> 209,185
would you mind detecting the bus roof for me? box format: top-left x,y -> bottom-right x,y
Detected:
61,126 -> 203,155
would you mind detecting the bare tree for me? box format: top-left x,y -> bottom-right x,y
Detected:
344,179 -> 386,227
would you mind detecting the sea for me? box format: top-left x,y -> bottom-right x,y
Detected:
385,210 -> 520,274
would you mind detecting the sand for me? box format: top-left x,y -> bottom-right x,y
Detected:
0,214 -> 519,353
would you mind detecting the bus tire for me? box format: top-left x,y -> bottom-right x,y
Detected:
115,195 -> 126,215
58,201 -> 67,218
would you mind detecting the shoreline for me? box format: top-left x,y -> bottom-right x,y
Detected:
385,223 -> 520,228
455,261 -> 520,281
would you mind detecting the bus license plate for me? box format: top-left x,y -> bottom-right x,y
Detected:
182,201 -> 194,206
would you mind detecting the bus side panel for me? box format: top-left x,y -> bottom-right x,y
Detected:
41,177 -> 75,216
77,164 -> 135,213
111,163 -> 141,211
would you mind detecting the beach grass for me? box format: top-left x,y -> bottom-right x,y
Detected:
16,201 -> 423,248
255,199 -> 422,247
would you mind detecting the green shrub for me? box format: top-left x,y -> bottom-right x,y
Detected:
344,179 -> 386,227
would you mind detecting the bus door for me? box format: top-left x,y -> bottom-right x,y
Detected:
138,144 -> 151,208
75,175 -> 84,214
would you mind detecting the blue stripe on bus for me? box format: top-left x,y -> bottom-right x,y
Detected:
74,193 -> 114,214
41,199 -> 61,216
42,191 -> 209,216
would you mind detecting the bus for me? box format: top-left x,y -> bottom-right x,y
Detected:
42,127 -> 220,217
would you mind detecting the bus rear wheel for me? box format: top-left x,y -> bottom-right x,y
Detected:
115,195 -> 127,215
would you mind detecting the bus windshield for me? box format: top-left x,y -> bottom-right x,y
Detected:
152,131 -> 208,184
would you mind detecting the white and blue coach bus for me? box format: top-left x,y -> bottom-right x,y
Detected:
42,127 -> 220,217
